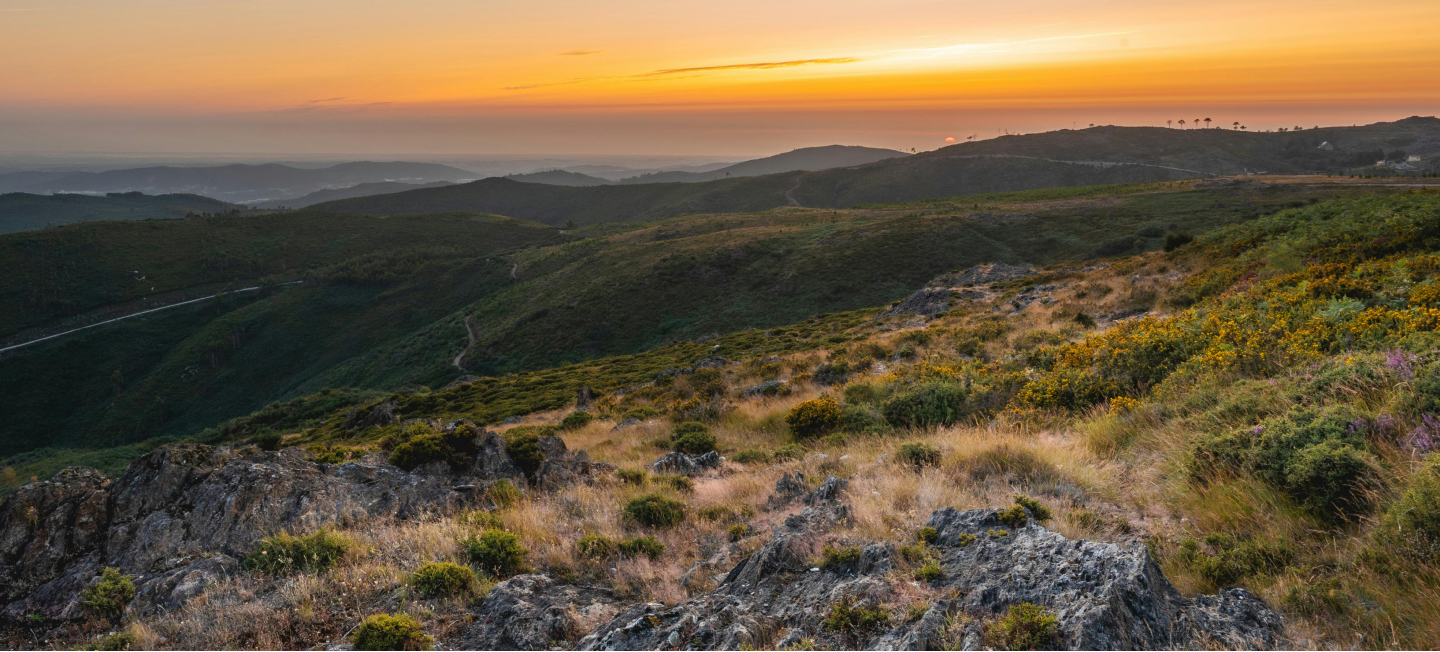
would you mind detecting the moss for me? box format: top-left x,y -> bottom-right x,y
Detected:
624,493 -> 687,528
408,562 -> 477,598
80,567 -> 135,619
243,529 -> 352,575
461,529 -> 531,578
351,614 -> 434,651
986,602 -> 1059,651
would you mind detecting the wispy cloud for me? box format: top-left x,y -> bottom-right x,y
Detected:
636,57 -> 863,77
559,50 -> 601,56
304,96 -> 348,104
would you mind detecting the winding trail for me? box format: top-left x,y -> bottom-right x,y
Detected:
784,175 -> 805,207
452,315 -> 477,371
0,281 -> 303,354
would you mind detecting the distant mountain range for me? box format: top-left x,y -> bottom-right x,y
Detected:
313,118 -> 1440,225
252,181 -> 455,208
0,161 -> 478,204
504,170 -> 613,186
0,192 -> 241,234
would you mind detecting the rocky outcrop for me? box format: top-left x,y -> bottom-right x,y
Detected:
881,287 -> 954,317
0,428 -> 609,623
647,451 -> 722,476
462,574 -> 622,650
577,499 -> 1282,651
928,263 -> 1036,287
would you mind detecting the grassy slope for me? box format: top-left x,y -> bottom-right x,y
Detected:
0,192 -> 239,235
0,211 -> 562,336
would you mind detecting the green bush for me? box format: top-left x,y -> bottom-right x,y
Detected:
842,382 -> 886,405
671,422 -> 717,455
728,524 -> 749,542
617,468 -> 647,484
896,442 -> 941,468
986,602 -> 1059,651
408,562 -> 477,597
916,526 -> 938,544
882,381 -> 970,429
351,614 -> 434,651
576,533 -> 619,559
487,478 -> 522,509
503,428 -> 547,479
785,396 -> 842,438
83,632 -> 138,651
80,567 -> 135,619
624,493 -> 687,528
253,430 -> 283,452
560,411 -> 594,430
773,444 -> 806,462
618,536 -> 666,559
1371,453 -> 1440,564
1163,231 -> 1195,252
654,474 -> 695,493
732,449 -> 770,464
389,425 -> 481,472
689,368 -> 728,398
243,529 -> 352,574
839,404 -> 884,434
914,563 -> 946,582
461,529 -> 530,578
1176,533 -> 1294,588
820,544 -> 862,570
1012,495 -> 1052,522
996,505 -> 1028,529
823,597 -> 890,640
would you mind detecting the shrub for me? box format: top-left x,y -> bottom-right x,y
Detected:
956,533 -> 978,547
1371,453 -> 1440,564
820,544 -> 861,570
843,382 -> 886,405
624,493 -> 687,528
389,424 -> 482,472
728,524 -> 749,542
915,563 -> 946,582
409,562 -> 477,598
618,536 -> 666,559
244,529 -> 352,574
698,505 -> 736,521
1163,231 -> 1195,252
351,614 -> 434,651
986,602 -> 1059,651
253,430 -> 283,452
503,428 -> 546,479
622,405 -> 662,421
487,478 -> 523,509
896,442 -> 942,468
560,411 -> 594,431
80,567 -> 135,619
786,396 -> 842,438
84,632 -> 138,651
823,597 -> 890,640
773,444 -> 806,462
996,505 -> 1028,529
1012,495 -> 1052,522
576,533 -> 619,559
671,422 -> 717,455
733,449 -> 770,464
916,527 -> 938,544
461,529 -> 530,578
689,368 -> 728,398
839,404 -> 884,434
617,468 -> 647,484
882,381 -> 970,429
655,474 -> 695,493
1176,534 -> 1294,589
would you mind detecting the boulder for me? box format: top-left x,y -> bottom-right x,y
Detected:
647,451 -> 722,477
0,467 -> 111,603
881,287 -> 954,317
128,554 -> 241,618
463,574 -> 622,650
764,471 -> 811,511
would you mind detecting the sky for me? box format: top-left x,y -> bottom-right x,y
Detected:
1,0 -> 1438,157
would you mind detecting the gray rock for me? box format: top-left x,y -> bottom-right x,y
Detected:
578,504 -> 1283,650
764,471 -> 810,511
691,356 -> 729,370
647,451 -> 722,476
610,417 -> 642,431
128,554 -> 241,618
741,380 -> 786,398
0,466 -> 111,604
881,287 -> 954,317
463,574 -> 622,650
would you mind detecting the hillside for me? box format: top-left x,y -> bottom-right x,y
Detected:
316,119 -> 1440,223
618,145 -> 909,183
6,189 -> 1440,650
4,161 -> 478,203
504,170 -> 614,186
251,180 -> 454,208
0,178 -> 1414,465
0,191 -> 240,234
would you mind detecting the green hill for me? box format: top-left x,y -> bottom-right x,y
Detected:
0,191 -> 240,234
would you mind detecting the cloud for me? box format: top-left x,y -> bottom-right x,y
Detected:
637,57 -> 862,77
559,50 -> 601,56
304,97 -> 348,105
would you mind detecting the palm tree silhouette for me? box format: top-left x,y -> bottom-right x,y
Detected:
1204,118 -> 1211,128
1179,119 -> 1186,128
1167,120 -> 1173,128
1233,121 -> 1240,130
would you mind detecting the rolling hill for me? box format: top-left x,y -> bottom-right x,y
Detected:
252,180 -> 454,208
617,145 -> 909,183
503,170 -> 614,186
0,191 -> 241,234
5,161 -> 479,203
315,119 -> 1440,224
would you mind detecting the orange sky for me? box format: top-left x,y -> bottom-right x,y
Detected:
1,0 -> 1437,155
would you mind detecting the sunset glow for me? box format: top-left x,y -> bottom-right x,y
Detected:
2,0 -> 1437,154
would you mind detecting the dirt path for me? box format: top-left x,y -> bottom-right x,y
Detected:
784,175 -> 805,207
452,314 -> 477,370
